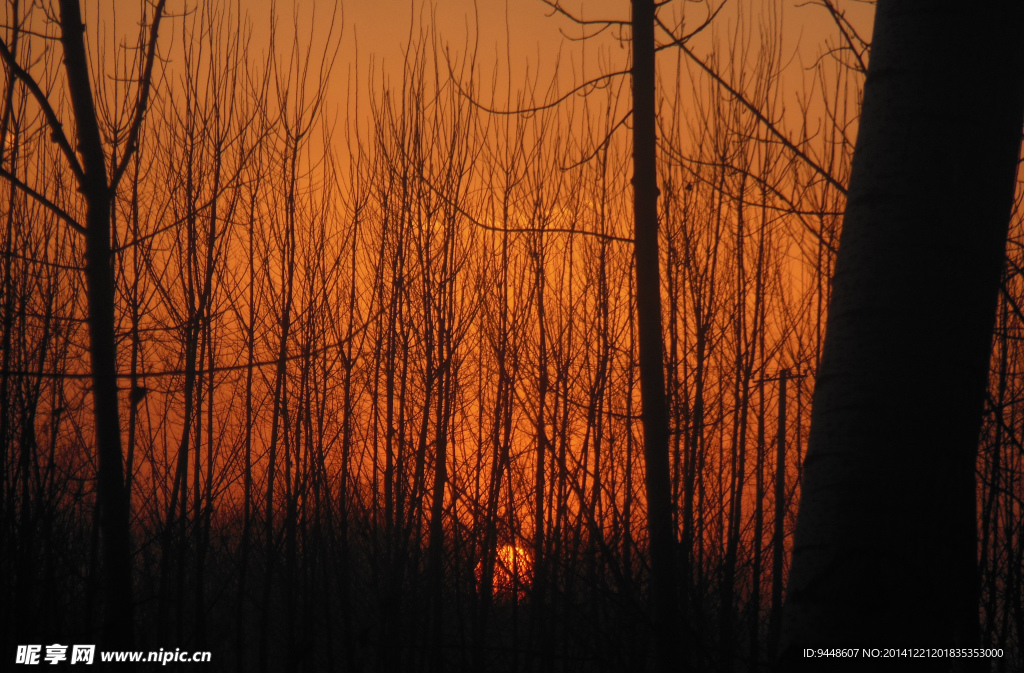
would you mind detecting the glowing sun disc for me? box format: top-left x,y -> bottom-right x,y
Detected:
476,544 -> 533,600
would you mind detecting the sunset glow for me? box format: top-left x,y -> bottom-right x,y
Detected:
477,545 -> 534,601
5,0 -> 1024,670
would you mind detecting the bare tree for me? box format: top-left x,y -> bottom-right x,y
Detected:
0,0 -> 165,647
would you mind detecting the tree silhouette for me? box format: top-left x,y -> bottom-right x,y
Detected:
0,0 -> 165,648
8,1 -> 1024,670
630,0 -> 680,671
782,0 -> 1024,659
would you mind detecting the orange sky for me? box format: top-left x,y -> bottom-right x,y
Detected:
80,0 -> 872,132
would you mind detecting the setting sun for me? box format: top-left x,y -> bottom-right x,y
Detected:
478,545 -> 534,601
8,0 -> 1024,670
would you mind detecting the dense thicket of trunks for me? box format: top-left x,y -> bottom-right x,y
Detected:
0,1 -> 1022,671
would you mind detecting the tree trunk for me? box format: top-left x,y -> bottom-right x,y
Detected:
631,0 -> 678,670
782,0 -> 1024,659
768,369 -> 787,657
58,0 -> 134,648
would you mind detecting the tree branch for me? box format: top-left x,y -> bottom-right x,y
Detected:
451,65 -> 629,116
658,19 -> 848,196
109,0 -> 167,192
0,34 -> 85,182
0,166 -> 85,234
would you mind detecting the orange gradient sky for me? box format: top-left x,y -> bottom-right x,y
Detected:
74,0 -> 874,141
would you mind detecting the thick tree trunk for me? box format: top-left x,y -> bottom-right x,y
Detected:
781,0 -> 1024,660
58,0 -> 134,649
